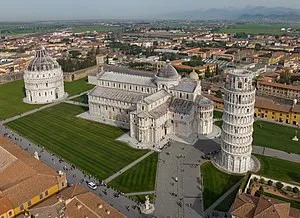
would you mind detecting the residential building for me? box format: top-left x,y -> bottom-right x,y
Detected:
0,136 -> 67,218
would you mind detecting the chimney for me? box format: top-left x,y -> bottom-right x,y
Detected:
76,202 -> 82,209
97,204 -> 103,209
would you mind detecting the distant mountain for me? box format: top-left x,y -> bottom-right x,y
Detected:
156,6 -> 300,21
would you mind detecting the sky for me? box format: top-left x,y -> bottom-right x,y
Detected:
1,0 -> 299,21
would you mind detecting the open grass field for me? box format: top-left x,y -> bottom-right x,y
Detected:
215,186 -> 239,212
109,152 -> 158,193
72,94 -> 88,104
0,80 -> 41,121
217,23 -> 300,35
64,77 -> 95,97
214,120 -> 300,155
255,154 -> 300,184
213,110 -> 223,119
6,103 -> 148,179
253,121 -> 300,155
72,26 -> 122,33
201,162 -> 242,210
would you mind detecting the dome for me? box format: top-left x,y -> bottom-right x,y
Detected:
157,60 -> 180,79
189,69 -> 199,81
27,46 -> 60,71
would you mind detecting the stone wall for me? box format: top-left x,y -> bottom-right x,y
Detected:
0,71 -> 24,84
63,65 -> 99,82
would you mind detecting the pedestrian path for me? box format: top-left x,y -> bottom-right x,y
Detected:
104,151 -> 155,183
253,146 -> 300,163
204,179 -> 243,215
64,100 -> 89,107
125,191 -> 155,196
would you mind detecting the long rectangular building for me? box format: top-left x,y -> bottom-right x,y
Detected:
0,136 -> 67,218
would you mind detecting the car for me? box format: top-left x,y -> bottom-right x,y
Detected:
87,181 -> 98,190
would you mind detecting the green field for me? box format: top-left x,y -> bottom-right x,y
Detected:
215,186 -> 239,212
72,26 -> 122,33
72,94 -> 88,104
64,77 -> 95,96
255,154 -> 300,184
109,152 -> 158,193
214,120 -> 300,155
217,23 -> 300,35
201,162 -> 242,210
213,110 -> 223,119
0,80 -> 41,121
6,103 -> 148,179
253,121 -> 300,155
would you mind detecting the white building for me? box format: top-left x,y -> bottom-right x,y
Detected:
86,61 -> 214,149
218,69 -> 256,174
23,46 -> 66,104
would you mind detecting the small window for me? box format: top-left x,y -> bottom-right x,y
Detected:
8,211 -> 12,216
238,82 -> 242,89
39,193 -> 43,200
45,190 -> 49,196
46,83 -> 48,87
62,182 -> 65,187
20,204 -> 24,211
28,200 -> 32,207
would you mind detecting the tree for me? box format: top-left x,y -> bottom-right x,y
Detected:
286,186 -> 292,192
293,187 -> 299,193
267,180 -> 273,186
276,182 -> 284,190
215,90 -> 222,98
96,45 -> 100,55
255,186 -> 264,197
259,178 -> 265,184
253,177 -> 258,182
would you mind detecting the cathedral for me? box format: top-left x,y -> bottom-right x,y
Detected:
86,61 -> 214,149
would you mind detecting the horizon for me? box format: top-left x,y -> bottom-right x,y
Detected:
1,1 -> 300,22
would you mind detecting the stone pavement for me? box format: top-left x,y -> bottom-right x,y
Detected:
64,100 -> 89,107
154,138 -> 221,218
253,146 -> 300,163
104,151 -> 154,183
0,125 -> 146,218
125,191 -> 155,196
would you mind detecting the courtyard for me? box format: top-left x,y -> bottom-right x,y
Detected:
6,103 -> 148,179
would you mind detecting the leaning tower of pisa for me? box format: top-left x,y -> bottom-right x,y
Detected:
218,69 -> 256,174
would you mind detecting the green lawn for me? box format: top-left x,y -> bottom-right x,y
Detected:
6,103 -> 147,179
217,23 -> 300,35
109,152 -> 158,193
255,154 -> 300,184
72,94 -> 88,104
72,26 -> 122,33
213,110 -> 223,119
213,120 -> 300,155
253,121 -> 300,155
64,77 -> 95,96
0,80 -> 42,120
201,162 -> 242,210
215,186 -> 239,212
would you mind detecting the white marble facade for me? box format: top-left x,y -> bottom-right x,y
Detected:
218,69 -> 256,174
23,46 -> 66,104
88,61 -> 214,149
